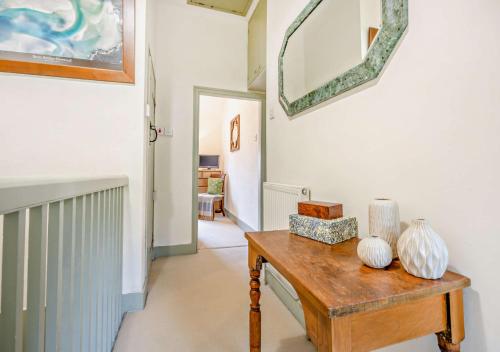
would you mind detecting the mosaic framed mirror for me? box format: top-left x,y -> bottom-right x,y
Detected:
279,0 -> 408,116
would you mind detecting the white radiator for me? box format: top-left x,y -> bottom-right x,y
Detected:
263,182 -> 310,231
263,182 -> 310,327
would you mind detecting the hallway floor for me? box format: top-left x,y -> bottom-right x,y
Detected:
114,219 -> 315,352
198,215 -> 247,249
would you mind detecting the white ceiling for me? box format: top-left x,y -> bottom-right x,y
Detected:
187,0 -> 254,16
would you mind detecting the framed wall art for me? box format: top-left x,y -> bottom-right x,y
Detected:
230,115 -> 240,152
0,0 -> 135,83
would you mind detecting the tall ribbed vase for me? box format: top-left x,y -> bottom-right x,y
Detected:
369,199 -> 400,258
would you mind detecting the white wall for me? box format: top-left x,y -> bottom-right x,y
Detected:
222,98 -> 261,230
153,0 -> 248,247
0,0 -> 149,295
199,96 -> 226,170
268,0 -> 499,350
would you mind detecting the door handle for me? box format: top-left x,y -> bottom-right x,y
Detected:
149,123 -> 158,143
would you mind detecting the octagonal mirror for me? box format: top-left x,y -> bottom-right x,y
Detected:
279,0 -> 408,116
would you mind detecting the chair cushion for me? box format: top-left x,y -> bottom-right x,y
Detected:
207,177 -> 223,195
198,193 -> 223,201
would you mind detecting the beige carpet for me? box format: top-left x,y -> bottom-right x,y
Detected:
198,216 -> 248,249
114,246 -> 316,352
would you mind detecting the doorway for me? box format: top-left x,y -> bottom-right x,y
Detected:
193,87 -> 266,251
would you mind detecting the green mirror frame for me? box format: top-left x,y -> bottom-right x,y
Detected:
279,0 -> 408,116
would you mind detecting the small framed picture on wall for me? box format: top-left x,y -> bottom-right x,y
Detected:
230,115 -> 240,152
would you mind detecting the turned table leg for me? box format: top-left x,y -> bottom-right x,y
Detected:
250,268 -> 262,352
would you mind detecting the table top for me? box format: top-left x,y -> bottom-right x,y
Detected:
245,230 -> 471,318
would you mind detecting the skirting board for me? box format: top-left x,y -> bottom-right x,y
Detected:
224,208 -> 256,232
122,291 -> 147,313
153,210 -> 253,260
122,277 -> 149,313
153,242 -> 197,258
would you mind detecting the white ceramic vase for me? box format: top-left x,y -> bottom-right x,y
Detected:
397,219 -> 449,280
369,199 -> 401,258
357,236 -> 393,269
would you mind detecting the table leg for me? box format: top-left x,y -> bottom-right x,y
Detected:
436,290 -> 465,352
437,334 -> 461,352
250,268 -> 262,352
317,314 -> 351,352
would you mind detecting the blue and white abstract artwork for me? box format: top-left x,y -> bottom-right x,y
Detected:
0,0 -> 123,69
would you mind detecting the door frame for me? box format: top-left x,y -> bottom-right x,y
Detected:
192,86 -> 267,252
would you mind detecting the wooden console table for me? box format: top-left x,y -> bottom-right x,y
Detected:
245,231 -> 471,352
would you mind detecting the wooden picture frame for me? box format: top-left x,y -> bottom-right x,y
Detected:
0,0 -> 135,83
230,115 -> 241,152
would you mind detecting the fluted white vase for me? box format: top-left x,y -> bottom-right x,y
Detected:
397,219 -> 449,280
369,199 -> 401,258
357,236 -> 393,269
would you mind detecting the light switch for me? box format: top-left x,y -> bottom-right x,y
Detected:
154,127 -> 173,137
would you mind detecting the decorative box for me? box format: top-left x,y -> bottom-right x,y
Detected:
289,214 -> 358,245
298,201 -> 343,220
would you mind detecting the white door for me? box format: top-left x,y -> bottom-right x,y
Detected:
145,51 -> 157,275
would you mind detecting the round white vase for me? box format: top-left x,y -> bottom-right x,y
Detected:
397,219 -> 449,280
369,199 -> 401,259
357,236 -> 393,269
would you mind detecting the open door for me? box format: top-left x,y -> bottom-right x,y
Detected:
145,50 -> 157,278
